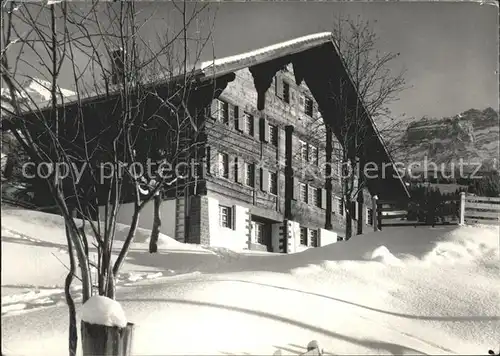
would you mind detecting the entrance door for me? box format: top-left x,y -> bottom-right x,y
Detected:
251,221 -> 271,251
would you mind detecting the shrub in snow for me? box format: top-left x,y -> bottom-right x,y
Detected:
81,295 -> 127,328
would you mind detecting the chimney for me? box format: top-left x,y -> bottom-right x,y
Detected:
111,49 -> 124,85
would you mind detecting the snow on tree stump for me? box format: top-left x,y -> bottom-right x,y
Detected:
81,295 -> 133,356
81,321 -> 134,356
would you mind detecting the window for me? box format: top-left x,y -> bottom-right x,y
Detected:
281,63 -> 292,73
254,222 -> 265,244
219,205 -> 232,228
311,187 -> 321,208
367,208 -> 374,225
300,140 -> 308,162
338,198 -> 344,216
309,229 -> 318,247
300,227 -> 308,246
218,153 -> 229,178
269,124 -> 278,147
300,183 -> 308,203
193,160 -> 202,179
244,113 -> 254,135
269,172 -> 278,195
232,105 -> 240,127
283,81 -> 290,103
245,163 -> 255,187
304,97 -> 314,117
334,141 -> 342,156
212,99 -> 229,123
309,145 -> 318,165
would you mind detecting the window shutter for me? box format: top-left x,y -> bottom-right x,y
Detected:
233,106 -> 241,131
261,168 -> 269,192
210,100 -> 218,119
222,101 -> 229,123
228,103 -> 235,128
321,188 -> 327,209
232,205 -> 237,230
211,148 -> 219,176
293,177 -> 300,200
313,102 -> 319,119
275,76 -> 283,99
206,146 -> 211,176
252,164 -> 257,188
264,119 -> 270,143
229,155 -> 235,182
260,118 -> 269,143
253,115 -> 260,139
237,158 -> 244,183
299,94 -> 305,110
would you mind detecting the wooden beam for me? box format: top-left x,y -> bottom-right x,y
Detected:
249,56 -> 291,110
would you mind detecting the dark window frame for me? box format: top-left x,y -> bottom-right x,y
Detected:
219,205 -> 232,228
300,227 -> 308,246
304,96 -> 314,117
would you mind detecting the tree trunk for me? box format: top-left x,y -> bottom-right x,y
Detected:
64,220 -> 78,356
81,321 -> 134,356
356,192 -> 364,235
149,193 -> 162,253
345,200 -> 352,240
2,153 -> 16,179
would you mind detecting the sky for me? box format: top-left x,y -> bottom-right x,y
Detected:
204,1 -> 498,120
5,1 -> 499,122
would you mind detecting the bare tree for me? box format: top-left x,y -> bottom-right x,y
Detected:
329,15 -> 408,239
1,1 -> 214,354
144,0 -> 213,253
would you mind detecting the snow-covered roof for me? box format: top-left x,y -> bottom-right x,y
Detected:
3,32 -> 409,200
1,78 -> 76,114
199,32 -> 333,78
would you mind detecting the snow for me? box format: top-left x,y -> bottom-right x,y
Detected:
81,296 -> 127,328
2,207 -> 500,355
368,245 -> 403,266
199,32 -> 332,75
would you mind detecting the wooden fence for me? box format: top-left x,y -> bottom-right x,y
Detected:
370,193 -> 500,229
373,199 -> 460,229
459,193 -> 500,226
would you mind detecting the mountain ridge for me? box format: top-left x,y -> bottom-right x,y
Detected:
396,107 -> 499,171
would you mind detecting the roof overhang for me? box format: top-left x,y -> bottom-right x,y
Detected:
195,32 -> 410,201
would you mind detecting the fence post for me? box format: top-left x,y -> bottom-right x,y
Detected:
459,192 -> 465,225
81,321 -> 134,356
372,195 -> 378,232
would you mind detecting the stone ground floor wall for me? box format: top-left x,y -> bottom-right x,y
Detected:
99,194 -> 374,253
207,195 -> 251,250
319,228 -> 337,246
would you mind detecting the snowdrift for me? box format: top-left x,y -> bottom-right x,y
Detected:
2,208 -> 499,356
1,207 -> 186,249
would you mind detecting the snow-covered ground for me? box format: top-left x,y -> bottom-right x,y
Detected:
1,206 -> 499,355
